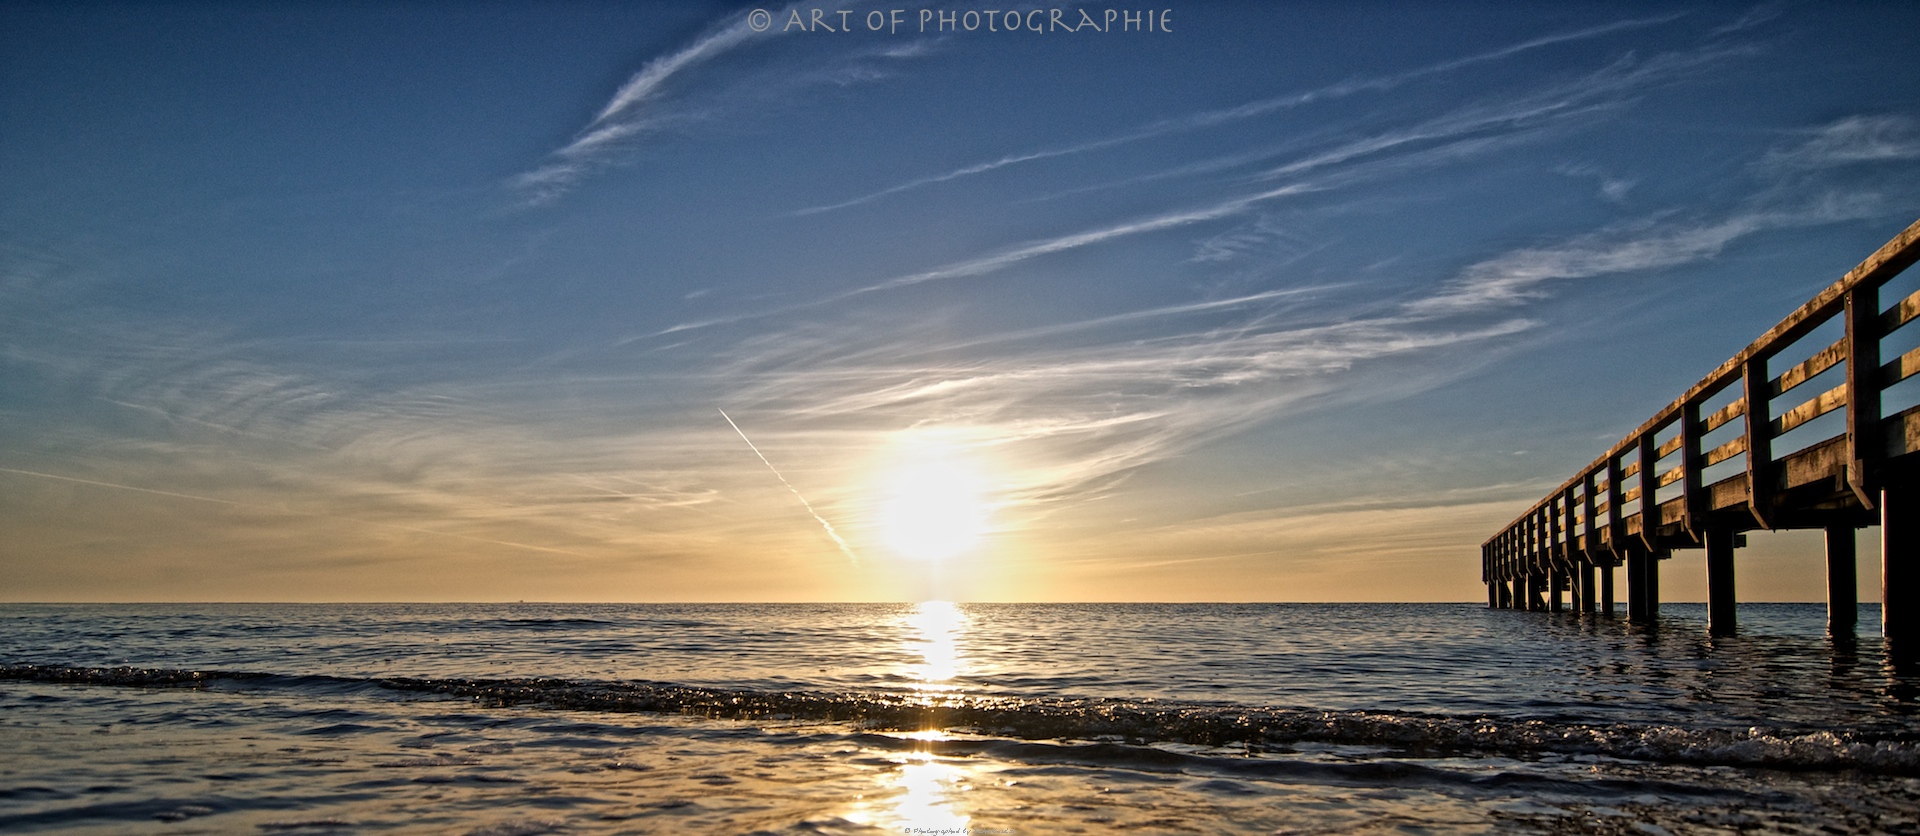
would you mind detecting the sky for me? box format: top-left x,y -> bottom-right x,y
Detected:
3,1 -> 1919,603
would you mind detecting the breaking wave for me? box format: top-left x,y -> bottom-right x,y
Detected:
7,663 -> 1918,774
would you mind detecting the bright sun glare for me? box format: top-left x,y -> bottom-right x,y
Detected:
877,435 -> 991,562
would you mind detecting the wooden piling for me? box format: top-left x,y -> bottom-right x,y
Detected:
1626,551 -> 1647,622
1887,488 -> 1917,642
1600,563 -> 1615,615
1706,528 -> 1737,636
1646,552 -> 1661,619
1828,525 -> 1857,633
1580,563 -> 1597,614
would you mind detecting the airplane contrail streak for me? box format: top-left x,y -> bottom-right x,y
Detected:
718,409 -> 860,566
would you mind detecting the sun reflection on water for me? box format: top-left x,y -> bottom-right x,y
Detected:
907,600 -> 968,691
845,601 -> 979,832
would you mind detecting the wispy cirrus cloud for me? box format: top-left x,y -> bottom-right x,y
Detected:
713,287 -> 1537,521
812,43 -> 1747,301
512,2 -> 925,205
1764,115 -> 1920,170
793,13 -> 1687,216
1407,215 -> 1782,315
846,183 -> 1320,296
1412,114 -> 1918,317
513,10 -> 770,204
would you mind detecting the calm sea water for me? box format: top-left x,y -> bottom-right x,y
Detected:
4,603 -> 1918,834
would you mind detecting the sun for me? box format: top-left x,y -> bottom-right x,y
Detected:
876,435 -> 991,562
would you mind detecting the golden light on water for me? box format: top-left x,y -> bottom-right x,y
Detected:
906,599 -> 967,688
875,432 -> 992,563
890,755 -> 972,831
845,601 -> 979,832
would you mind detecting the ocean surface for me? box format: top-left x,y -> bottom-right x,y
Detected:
4,602 -> 1919,834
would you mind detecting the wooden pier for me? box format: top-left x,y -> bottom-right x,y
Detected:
1482,218 -> 1920,639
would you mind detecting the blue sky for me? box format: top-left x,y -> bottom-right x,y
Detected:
4,1 -> 1918,602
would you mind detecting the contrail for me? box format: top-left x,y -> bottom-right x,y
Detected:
718,409 -> 860,566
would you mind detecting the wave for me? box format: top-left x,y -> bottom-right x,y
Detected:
479,617 -> 620,629
7,663 -> 1918,774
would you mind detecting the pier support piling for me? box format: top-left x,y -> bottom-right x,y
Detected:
1600,563 -> 1615,615
1646,552 -> 1661,620
1887,488 -> 1917,643
1828,525 -> 1858,633
1706,528 -> 1737,636
1580,563 -> 1597,614
1626,551 -> 1647,621
1549,565 -> 1564,613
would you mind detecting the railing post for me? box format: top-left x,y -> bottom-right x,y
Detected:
1681,399 -> 1704,541
1638,433 -> 1660,551
1562,486 -> 1578,562
1549,499 -> 1563,568
1845,284 -> 1881,508
1582,471 -> 1599,557
1743,357 -> 1773,528
1607,455 -> 1626,553
1535,509 -> 1549,585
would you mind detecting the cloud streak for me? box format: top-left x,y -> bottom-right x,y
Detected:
719,408 -> 860,565
512,3 -> 926,205
793,13 -> 1686,215
513,7 -> 768,203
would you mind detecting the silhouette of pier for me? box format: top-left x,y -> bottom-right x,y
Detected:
1483,218 -> 1920,639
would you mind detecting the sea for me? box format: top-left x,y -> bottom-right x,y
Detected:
3,602 -> 1918,834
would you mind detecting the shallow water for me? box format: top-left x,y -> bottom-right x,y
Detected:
4,603 -> 1919,833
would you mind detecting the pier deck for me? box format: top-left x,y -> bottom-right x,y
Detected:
1482,218 -> 1920,638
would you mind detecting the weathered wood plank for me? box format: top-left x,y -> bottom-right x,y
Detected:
1887,402 -> 1920,458
1884,345 -> 1920,387
1779,434 -> 1847,491
1704,434 -> 1748,467
1702,398 -> 1746,433
1770,383 -> 1847,437
1883,285 -> 1920,333
1656,433 -> 1685,460
1771,338 -> 1845,398
1657,463 -> 1685,489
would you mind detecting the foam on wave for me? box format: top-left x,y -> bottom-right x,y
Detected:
6,663 -> 1916,774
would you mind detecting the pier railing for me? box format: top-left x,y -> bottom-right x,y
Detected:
1482,218 -> 1920,637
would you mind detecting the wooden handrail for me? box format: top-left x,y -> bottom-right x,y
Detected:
1486,217 -> 1920,549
